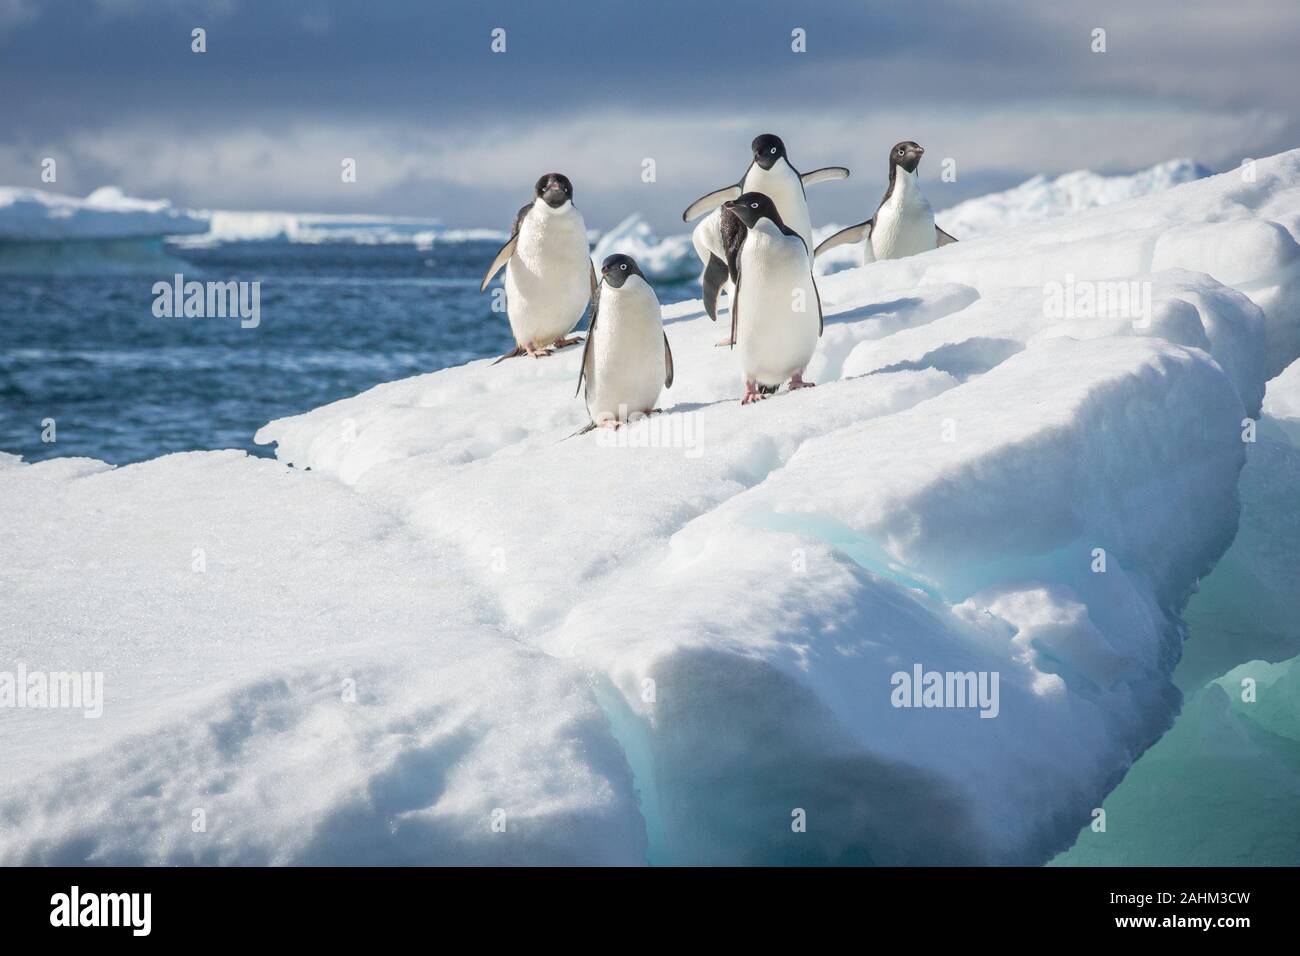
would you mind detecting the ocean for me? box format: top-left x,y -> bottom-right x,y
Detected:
0,239 -> 698,464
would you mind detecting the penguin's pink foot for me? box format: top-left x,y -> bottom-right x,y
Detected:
597,419 -> 621,429
788,373 -> 816,390
524,342 -> 553,358
550,336 -> 582,350
741,381 -> 766,405
715,335 -> 735,347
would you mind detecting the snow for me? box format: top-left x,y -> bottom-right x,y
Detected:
1264,356 -> 1300,423
5,149 -> 1300,864
0,452 -> 644,864
938,158 -> 1210,240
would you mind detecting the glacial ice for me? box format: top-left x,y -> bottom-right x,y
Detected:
3,151 -> 1300,864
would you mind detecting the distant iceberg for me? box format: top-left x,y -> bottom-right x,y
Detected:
590,214 -> 698,282
171,209 -> 477,249
0,185 -> 208,241
0,186 -> 208,275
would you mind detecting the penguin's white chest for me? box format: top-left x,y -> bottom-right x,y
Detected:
585,278 -> 666,422
871,173 -> 936,260
743,163 -> 813,254
505,203 -> 591,346
736,223 -> 819,387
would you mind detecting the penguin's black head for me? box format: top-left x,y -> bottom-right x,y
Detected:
600,253 -> 644,289
751,133 -> 786,171
890,141 -> 925,174
535,172 -> 574,208
723,192 -> 782,229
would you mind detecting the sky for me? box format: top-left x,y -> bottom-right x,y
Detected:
1,0 -> 1297,232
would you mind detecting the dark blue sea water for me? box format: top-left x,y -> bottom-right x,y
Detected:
0,240 -> 697,464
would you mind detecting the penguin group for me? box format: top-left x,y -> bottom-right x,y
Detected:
479,134 -> 957,428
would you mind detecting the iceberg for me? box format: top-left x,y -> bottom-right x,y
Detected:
0,186 -> 208,275
3,150 -> 1300,864
171,209 -> 462,249
590,213 -> 698,282
0,185 -> 208,241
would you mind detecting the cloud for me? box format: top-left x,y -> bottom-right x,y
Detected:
0,0 -> 36,34
0,0 -> 1293,228
2,99 -> 1284,231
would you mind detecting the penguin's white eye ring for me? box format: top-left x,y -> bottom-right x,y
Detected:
769,147 -> 777,154
620,263 -> 627,270
750,202 -> 759,208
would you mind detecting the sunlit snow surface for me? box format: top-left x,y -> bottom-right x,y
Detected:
4,152 -> 1300,864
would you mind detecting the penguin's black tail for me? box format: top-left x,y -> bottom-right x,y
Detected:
758,383 -> 780,395
560,423 -> 598,442
491,346 -> 526,365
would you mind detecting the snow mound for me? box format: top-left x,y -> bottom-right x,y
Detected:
1264,357 -> 1300,423
7,150 -> 1300,864
939,158 -> 1211,240
590,214 -> 698,282
0,452 -> 644,865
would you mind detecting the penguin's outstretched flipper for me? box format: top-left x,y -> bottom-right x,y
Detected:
814,219 -> 872,260
479,203 -> 531,293
682,184 -> 742,222
800,166 -> 850,187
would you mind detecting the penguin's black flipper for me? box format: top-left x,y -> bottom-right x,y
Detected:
575,283 -> 602,398
663,332 -> 674,389
936,226 -> 958,246
813,219 -> 872,260
480,203 -> 531,293
729,259 -> 743,351
701,254 -> 728,322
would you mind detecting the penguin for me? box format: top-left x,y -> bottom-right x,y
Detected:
481,172 -> 598,361
814,141 -> 957,263
576,254 -> 674,428
721,192 -> 822,405
691,205 -> 747,345
683,134 -> 848,304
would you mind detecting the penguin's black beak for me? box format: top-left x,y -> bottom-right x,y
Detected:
542,182 -> 567,207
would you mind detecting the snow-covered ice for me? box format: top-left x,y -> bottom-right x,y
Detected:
4,150 -> 1300,864
938,158 -> 1210,240
0,452 -> 644,864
